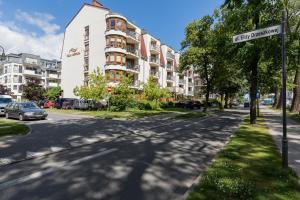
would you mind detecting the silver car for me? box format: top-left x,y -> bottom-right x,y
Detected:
5,102 -> 48,121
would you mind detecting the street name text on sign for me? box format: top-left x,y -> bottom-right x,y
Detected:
233,25 -> 282,43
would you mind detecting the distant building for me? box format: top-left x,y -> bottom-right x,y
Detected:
61,0 -> 197,98
0,53 -> 61,100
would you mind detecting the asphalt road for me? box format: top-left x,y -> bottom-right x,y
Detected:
0,109 -> 247,200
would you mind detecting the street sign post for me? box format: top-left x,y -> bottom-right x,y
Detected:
233,11 -> 288,169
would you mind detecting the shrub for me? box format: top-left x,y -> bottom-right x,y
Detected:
110,95 -> 127,111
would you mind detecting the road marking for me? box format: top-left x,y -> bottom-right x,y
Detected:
0,148 -> 118,190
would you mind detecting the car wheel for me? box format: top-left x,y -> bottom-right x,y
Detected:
19,114 -> 24,121
5,113 -> 9,119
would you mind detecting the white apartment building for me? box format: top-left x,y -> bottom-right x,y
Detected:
0,53 -> 61,100
61,0 -> 196,98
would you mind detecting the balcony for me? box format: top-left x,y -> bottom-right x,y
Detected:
166,75 -> 174,82
127,47 -> 139,59
126,30 -> 140,43
48,82 -> 59,87
105,29 -> 127,38
23,69 -> 42,77
179,79 -> 185,85
176,87 -> 184,94
105,46 -> 127,54
150,70 -> 159,79
150,45 -> 160,54
166,52 -> 175,60
188,82 -> 194,87
167,86 -> 176,93
149,58 -> 160,67
188,91 -> 194,96
127,64 -> 140,73
84,50 -> 89,57
47,74 -> 60,79
166,64 -> 173,71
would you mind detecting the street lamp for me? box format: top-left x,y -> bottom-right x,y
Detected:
0,45 -> 6,61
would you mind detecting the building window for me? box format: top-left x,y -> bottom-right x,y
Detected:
13,85 -> 18,91
106,53 -> 126,66
106,18 -> 126,32
106,36 -> 126,49
84,26 -> 89,40
13,75 -> 18,83
19,76 -> 23,83
19,66 -> 23,73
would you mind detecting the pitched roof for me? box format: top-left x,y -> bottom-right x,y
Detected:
160,46 -> 165,66
140,34 -> 148,60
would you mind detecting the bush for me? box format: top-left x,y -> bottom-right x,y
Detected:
109,95 -> 127,111
161,101 -> 176,108
137,100 -> 162,110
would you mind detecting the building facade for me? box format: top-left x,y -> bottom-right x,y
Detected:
61,1 -> 196,98
0,53 -> 61,100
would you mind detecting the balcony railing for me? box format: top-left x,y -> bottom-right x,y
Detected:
179,79 -> 184,84
188,82 -> 194,87
166,64 -> 173,70
150,70 -> 159,78
149,58 -> 159,65
127,47 -> 139,56
24,70 -> 42,76
126,30 -> 140,41
127,64 -> 140,72
188,91 -> 194,96
167,87 -> 176,93
48,74 -> 60,79
150,45 -> 160,52
167,76 -> 174,81
167,52 -> 175,60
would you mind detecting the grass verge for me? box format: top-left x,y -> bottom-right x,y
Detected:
187,116 -> 300,200
174,112 -> 207,119
46,107 -> 192,120
0,119 -> 29,137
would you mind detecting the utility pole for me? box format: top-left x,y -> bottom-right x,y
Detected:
281,10 -> 288,169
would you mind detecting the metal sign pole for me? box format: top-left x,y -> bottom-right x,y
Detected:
281,10 -> 288,169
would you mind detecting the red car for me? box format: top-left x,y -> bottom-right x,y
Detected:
43,100 -> 55,109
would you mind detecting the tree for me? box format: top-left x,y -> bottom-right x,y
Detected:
74,67 -> 107,100
143,76 -> 171,102
222,0 -> 282,124
0,84 -> 11,95
180,15 -> 215,108
44,86 -> 62,100
110,76 -> 135,111
22,78 -> 45,101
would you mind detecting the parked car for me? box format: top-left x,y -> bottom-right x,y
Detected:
37,100 -> 47,108
73,99 -> 89,110
176,100 -> 202,109
5,102 -> 48,121
62,99 -> 76,109
0,95 -> 12,116
43,100 -> 55,108
55,98 -> 76,109
244,102 -> 250,108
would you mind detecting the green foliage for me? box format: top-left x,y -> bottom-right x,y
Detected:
110,76 -> 135,111
22,78 -> 45,101
44,87 -> 61,100
143,76 -> 171,101
74,67 -> 107,100
188,117 -> 300,200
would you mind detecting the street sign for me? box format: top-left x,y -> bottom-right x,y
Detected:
233,25 -> 281,43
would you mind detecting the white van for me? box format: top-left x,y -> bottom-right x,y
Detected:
0,95 -> 12,116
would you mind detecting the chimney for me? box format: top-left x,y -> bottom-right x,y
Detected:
92,0 -> 105,8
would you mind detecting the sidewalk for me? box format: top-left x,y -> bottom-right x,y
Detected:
262,106 -> 300,180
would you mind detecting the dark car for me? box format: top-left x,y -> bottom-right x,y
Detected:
193,100 -> 203,109
176,100 -> 196,109
5,102 -> 48,121
73,99 -> 89,110
62,99 -> 76,109
55,98 -> 76,109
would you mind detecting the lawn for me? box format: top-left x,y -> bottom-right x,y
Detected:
46,107 -> 193,120
187,116 -> 300,200
289,113 -> 300,123
0,119 -> 30,137
174,111 -> 207,119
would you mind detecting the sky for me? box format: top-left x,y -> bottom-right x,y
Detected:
0,0 -> 223,60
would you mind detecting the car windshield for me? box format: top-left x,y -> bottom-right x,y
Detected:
0,98 -> 12,104
20,102 -> 39,109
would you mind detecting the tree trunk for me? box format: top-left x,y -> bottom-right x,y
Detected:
224,92 -> 229,109
276,88 -> 283,109
220,93 -> 224,110
291,64 -> 300,113
273,87 -> 280,108
250,54 -> 259,124
204,56 -> 210,110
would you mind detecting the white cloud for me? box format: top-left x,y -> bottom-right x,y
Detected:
15,10 -> 60,35
0,10 -> 63,60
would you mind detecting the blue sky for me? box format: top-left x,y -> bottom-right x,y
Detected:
0,0 -> 223,59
